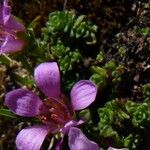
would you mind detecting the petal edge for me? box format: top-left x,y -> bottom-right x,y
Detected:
68,127 -> 100,150
71,80 -> 97,110
16,125 -> 50,150
34,62 -> 61,98
5,88 -> 42,117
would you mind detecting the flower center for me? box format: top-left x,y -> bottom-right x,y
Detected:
38,98 -> 73,128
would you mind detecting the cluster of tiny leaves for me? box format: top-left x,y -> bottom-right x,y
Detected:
90,60 -> 125,90
42,10 -> 98,45
40,10 -> 98,91
98,99 -> 150,149
50,40 -> 81,74
41,10 -> 98,72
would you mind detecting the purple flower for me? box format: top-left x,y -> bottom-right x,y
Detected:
5,62 -> 98,150
0,0 -> 26,54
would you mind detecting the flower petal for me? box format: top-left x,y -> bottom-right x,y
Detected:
5,15 -> 25,32
16,125 -> 50,150
107,147 -> 129,150
61,120 -> 84,134
71,80 -> 97,110
68,127 -> 100,150
5,88 -> 42,117
0,35 -> 25,54
0,0 -> 11,25
34,62 -> 61,98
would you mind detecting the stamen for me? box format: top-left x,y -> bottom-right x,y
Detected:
51,114 -> 66,125
39,98 -> 73,127
46,98 -> 71,118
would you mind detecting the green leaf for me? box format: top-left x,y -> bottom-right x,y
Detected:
0,109 -> 17,119
79,109 -> 91,121
0,54 -> 11,65
100,125 -> 118,140
13,73 -> 35,86
104,60 -> 116,72
28,16 -> 41,30
143,83 -> 150,97
0,109 -> 40,123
